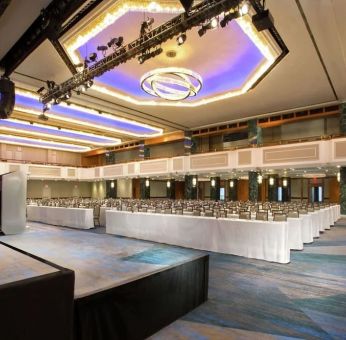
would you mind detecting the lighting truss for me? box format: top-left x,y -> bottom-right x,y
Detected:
40,0 -> 240,106
40,0 -> 288,108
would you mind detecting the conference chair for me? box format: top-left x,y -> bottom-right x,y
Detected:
256,211 -> 268,221
273,213 -> 287,222
288,211 -> 299,218
239,211 -> 251,220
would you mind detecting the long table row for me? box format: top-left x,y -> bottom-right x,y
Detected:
26,204 -> 340,263
105,205 -> 340,264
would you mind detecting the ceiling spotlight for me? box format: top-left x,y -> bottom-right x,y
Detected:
107,36 -> 124,49
37,86 -> 45,94
177,33 -> 186,46
210,17 -> 218,28
97,45 -> 108,56
88,52 -> 97,62
240,1 -> 249,16
46,80 -> 56,90
150,47 -> 163,58
198,27 -> 206,37
46,102 -> 52,110
54,98 -> 61,104
65,91 -> 71,99
140,17 -> 154,36
220,11 -> 239,28
39,113 -> 49,121
85,80 -> 93,88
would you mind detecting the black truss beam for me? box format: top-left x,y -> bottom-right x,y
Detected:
0,0 -> 11,19
41,0 -> 240,104
0,0 -> 96,76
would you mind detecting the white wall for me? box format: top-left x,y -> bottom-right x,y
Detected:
27,180 -> 92,198
117,178 -> 132,198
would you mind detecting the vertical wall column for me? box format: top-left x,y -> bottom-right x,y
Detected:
106,180 -> 117,198
281,177 -> 291,202
248,171 -> 259,202
140,178 -> 150,199
248,119 -> 263,145
228,179 -> 238,201
184,131 -> 192,156
184,175 -> 198,200
166,179 -> 176,199
340,167 -> 346,215
268,175 -> 279,202
139,141 -> 150,160
340,103 -> 346,135
210,177 -> 220,201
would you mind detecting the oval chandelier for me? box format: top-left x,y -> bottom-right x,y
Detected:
140,67 -> 202,101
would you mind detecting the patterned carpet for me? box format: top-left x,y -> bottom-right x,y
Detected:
151,224 -> 346,340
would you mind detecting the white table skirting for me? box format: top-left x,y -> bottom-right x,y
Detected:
27,205 -> 94,229
106,211 -> 290,264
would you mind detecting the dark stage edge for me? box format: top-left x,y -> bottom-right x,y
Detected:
1,225 -> 209,340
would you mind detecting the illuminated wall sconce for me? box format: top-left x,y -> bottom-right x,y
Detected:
337,172 -> 340,182
111,181 -> 115,188
211,178 -> 216,187
192,177 -> 197,187
282,179 -> 288,187
145,179 -> 150,187
269,177 -> 274,186
257,174 -> 263,184
167,180 -> 171,188
229,180 -> 234,188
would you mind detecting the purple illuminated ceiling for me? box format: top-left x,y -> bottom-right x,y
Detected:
77,12 -> 265,100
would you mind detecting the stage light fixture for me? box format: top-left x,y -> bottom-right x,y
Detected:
198,17 -> 218,37
179,0 -> 193,12
37,86 -> 45,94
252,9 -> 274,31
46,80 -> 56,90
88,52 -> 97,62
177,33 -> 186,45
97,45 -> 108,56
107,36 -> 124,49
140,17 -> 154,37
65,91 -> 71,99
220,11 -> 239,27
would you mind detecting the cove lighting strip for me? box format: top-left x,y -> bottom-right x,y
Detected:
0,134 -> 91,152
15,89 -> 163,138
0,118 -> 121,146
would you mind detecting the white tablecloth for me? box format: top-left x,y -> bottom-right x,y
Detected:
27,205 -> 94,229
106,211 -> 290,264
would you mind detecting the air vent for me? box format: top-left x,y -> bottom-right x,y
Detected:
295,111 -> 308,117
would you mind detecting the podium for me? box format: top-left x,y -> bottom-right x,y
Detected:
0,171 -> 27,234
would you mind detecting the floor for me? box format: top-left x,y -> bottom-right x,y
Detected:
2,221 -> 346,339
151,222 -> 346,340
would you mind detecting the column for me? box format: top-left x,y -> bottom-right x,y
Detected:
268,175 -> 279,202
139,141 -> 150,160
184,175 -> 197,200
140,178 -> 150,199
184,131 -> 192,156
106,180 -> 117,198
340,103 -> 346,135
166,179 -> 176,199
210,177 -> 220,201
340,167 -> 346,215
281,177 -> 291,202
248,119 -> 263,145
228,179 -> 238,201
248,171 -> 259,202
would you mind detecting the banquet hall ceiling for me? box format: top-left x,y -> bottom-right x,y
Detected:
0,0 -> 345,152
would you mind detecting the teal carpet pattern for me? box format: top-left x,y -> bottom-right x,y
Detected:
151,224 -> 346,339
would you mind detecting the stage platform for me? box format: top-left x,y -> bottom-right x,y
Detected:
0,224 -> 209,340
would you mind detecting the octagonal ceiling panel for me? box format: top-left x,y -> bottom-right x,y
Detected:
62,0 -> 281,107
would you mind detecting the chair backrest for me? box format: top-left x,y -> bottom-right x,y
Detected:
164,208 -> 172,214
93,205 -> 100,217
126,207 -> 133,212
139,208 -> 147,213
288,211 -> 299,218
298,209 -> 308,215
204,211 -> 214,217
307,207 -> 314,212
193,211 -> 201,216
175,209 -> 183,215
273,213 -> 287,222
256,211 -> 268,221
239,211 -> 251,220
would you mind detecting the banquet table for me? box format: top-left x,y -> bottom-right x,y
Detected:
106,210 -> 290,263
27,205 -> 94,229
